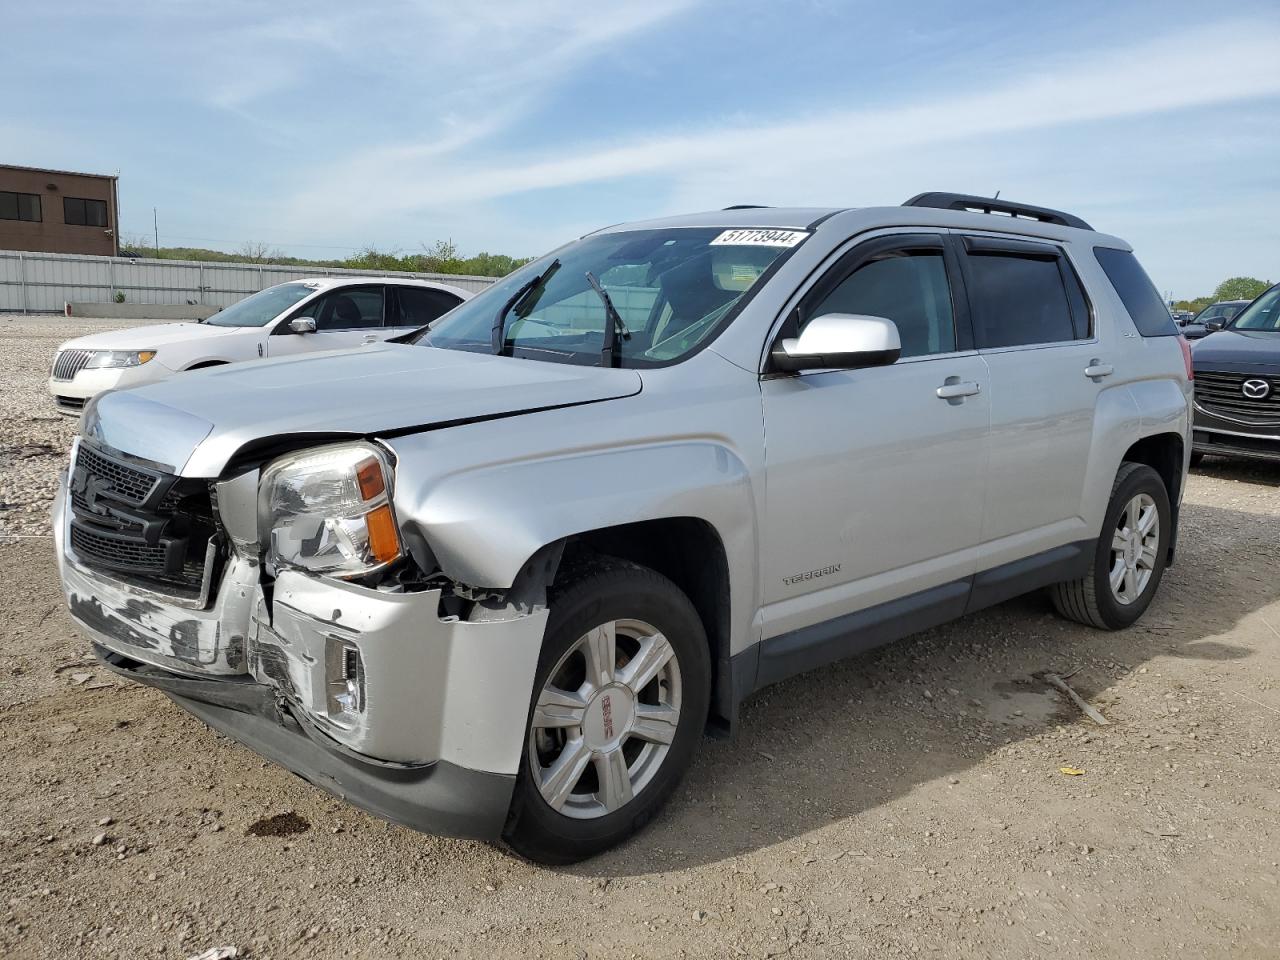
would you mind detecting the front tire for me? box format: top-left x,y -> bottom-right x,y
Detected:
502,559 -> 710,865
1050,462 -> 1171,630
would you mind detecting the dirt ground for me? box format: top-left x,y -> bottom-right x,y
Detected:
2,316 -> 1278,959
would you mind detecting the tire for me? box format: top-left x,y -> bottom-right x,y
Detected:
1189,451 -> 1205,467
1050,462 -> 1171,630
502,558 -> 710,864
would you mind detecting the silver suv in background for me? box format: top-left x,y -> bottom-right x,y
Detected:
54,193 -> 1191,863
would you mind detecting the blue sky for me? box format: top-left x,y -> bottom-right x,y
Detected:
4,0 -> 1278,297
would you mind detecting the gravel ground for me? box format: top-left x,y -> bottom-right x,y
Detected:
2,316 -> 1279,959
0,315 -> 143,540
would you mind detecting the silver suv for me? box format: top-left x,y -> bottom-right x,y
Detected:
54,193 -> 1192,863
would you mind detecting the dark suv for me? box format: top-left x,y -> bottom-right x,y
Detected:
1191,282 -> 1280,463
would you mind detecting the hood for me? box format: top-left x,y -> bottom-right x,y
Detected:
61,321 -> 242,351
1191,329 -> 1280,372
83,343 -> 643,477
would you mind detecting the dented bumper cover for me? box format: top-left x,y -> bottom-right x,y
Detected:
54,476 -> 550,839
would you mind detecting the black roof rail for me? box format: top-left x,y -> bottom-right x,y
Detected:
903,192 -> 1093,231
722,204 -> 770,210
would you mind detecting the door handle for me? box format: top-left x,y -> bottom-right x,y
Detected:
1084,360 -> 1114,381
936,377 -> 981,404
361,334 -> 379,344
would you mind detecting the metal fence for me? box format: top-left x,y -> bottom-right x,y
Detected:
0,249 -> 496,313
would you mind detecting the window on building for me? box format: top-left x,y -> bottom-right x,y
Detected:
0,191 -> 42,222
64,196 -> 109,227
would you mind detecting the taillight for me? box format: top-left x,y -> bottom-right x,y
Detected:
1177,335 -> 1193,381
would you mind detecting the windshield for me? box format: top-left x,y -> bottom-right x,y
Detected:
1230,286 -> 1280,332
1191,301 -> 1244,323
204,282 -> 319,327
419,227 -> 807,366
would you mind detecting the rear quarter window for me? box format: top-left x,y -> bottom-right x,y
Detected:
1093,247 -> 1177,337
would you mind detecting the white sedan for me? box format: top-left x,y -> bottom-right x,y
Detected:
47,277 -> 472,414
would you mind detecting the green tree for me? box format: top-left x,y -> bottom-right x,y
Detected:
1213,277 -> 1270,302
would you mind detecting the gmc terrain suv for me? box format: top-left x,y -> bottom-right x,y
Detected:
1190,281 -> 1280,463
55,193 -> 1192,863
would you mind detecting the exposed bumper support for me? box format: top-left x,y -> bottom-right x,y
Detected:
93,645 -> 515,840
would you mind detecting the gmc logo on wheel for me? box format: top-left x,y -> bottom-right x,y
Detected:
601,695 -> 614,739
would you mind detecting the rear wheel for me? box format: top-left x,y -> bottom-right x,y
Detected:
502,559 -> 710,864
1050,462 -> 1171,630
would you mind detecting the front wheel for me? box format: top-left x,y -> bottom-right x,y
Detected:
502,559 -> 710,865
1050,462 -> 1171,630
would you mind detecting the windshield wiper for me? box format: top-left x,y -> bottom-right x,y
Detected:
585,270 -> 630,368
491,258 -> 560,355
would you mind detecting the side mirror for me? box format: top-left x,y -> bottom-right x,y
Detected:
289,317 -> 317,334
772,313 -> 901,372
1204,319 -> 1225,333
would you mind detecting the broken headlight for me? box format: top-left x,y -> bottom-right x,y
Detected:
259,442 -> 401,577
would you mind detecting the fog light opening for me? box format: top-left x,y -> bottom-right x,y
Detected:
325,637 -> 365,724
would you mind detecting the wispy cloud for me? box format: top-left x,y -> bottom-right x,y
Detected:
288,17 -> 1280,217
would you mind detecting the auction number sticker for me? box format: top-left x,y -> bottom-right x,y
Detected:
710,229 -> 809,248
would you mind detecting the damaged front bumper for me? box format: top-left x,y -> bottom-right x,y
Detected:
54,475 -> 550,840
92,645 -> 516,838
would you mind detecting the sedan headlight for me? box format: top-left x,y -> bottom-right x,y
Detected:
84,349 -> 156,369
259,442 -> 402,577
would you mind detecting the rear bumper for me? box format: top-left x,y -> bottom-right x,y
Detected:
93,645 -> 515,839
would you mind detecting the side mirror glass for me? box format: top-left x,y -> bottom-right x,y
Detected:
289,316 -> 317,334
1204,319 -> 1225,332
773,313 -> 901,372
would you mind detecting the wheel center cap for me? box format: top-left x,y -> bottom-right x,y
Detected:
582,684 -> 636,750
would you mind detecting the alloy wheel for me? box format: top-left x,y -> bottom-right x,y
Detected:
1109,492 -> 1160,605
528,618 -> 682,820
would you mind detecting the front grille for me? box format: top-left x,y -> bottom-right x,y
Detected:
1194,371 -> 1280,425
74,442 -> 159,505
55,396 -> 86,412
68,441 -> 222,600
52,349 -> 93,381
71,523 -> 174,572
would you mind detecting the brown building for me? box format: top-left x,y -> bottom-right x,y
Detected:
0,163 -> 119,256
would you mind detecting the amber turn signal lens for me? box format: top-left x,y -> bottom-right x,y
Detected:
364,504 -> 399,563
355,457 -> 385,500
138,351 -> 156,364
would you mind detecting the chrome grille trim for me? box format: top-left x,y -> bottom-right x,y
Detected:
1194,371 -> 1280,426
52,349 -> 94,381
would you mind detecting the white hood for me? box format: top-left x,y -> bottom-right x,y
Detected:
59,322 -> 245,351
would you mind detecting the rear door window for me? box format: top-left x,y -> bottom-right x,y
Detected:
1093,247 -> 1177,337
962,240 -> 1080,348
396,286 -> 463,326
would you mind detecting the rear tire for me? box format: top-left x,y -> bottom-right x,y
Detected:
502,558 -> 710,864
1050,462 -> 1170,630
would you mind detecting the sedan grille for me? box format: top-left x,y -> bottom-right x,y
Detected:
1194,371 -> 1280,426
52,349 -> 93,381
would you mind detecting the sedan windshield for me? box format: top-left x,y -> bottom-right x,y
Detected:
204,282 -> 319,327
419,227 -> 807,366
1230,286 -> 1280,332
